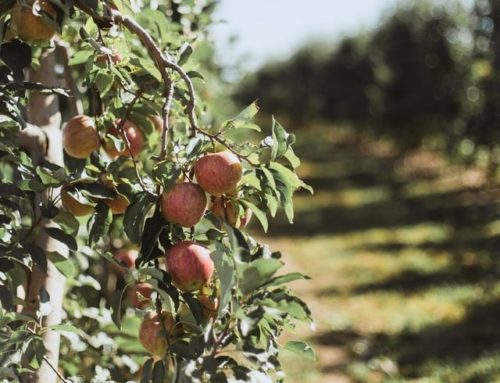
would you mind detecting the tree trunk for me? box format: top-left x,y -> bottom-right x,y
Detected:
23,49 -> 67,383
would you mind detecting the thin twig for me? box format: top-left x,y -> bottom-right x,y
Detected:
114,91 -> 156,196
210,318 -> 232,357
27,328 -> 70,383
159,80 -> 175,161
74,1 -> 258,167
42,355 -> 70,383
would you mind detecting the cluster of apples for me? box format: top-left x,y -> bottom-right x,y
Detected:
67,111 -> 254,356
60,114 -> 145,215
160,148 -> 251,230
61,114 -> 252,227
62,114 -> 144,160
136,150 -> 249,354
112,247 -> 219,356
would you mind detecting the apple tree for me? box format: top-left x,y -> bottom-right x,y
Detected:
0,1 -> 314,382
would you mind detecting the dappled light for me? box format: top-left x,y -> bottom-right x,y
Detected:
269,125 -> 499,382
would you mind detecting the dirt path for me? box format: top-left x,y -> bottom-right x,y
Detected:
276,248 -> 352,383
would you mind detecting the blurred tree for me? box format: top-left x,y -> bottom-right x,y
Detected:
234,44 -> 326,123
320,37 -> 376,128
234,1 -> 473,151
467,0 -> 500,170
371,3 -> 468,147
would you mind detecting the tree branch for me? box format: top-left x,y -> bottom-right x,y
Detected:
74,2 -> 258,167
114,91 -> 155,196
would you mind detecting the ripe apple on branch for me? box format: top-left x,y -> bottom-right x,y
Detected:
0,1 -> 314,382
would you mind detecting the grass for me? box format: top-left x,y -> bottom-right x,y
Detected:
265,126 -> 500,382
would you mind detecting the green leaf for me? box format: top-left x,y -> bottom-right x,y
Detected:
241,171 -> 261,189
182,293 -> 203,325
88,203 -> 112,245
138,210 -> 166,265
124,193 -> 156,243
79,183 -> 117,200
271,117 -> 288,160
262,294 -> 312,321
152,360 -> 166,383
138,58 -> 162,81
178,44 -> 193,66
152,161 -> 182,191
283,148 -> 301,169
49,324 -> 82,335
44,227 -> 77,251
35,163 -> 66,187
186,71 -> 204,81
283,341 -> 316,361
257,167 -> 278,195
53,211 -> 79,237
131,70 -> 161,93
239,258 -> 283,295
211,249 -> 234,317
268,162 -> 305,223
46,251 -> 75,278
265,194 -> 279,217
93,71 -> 114,96
140,358 -> 154,383
25,244 -> 47,273
69,49 -> 94,66
236,101 -> 259,121
185,137 -> 207,161
264,272 -> 310,288
222,101 -> 261,132
0,285 -> 13,311
138,268 -> 164,280
111,286 -> 129,329
240,200 -> 268,232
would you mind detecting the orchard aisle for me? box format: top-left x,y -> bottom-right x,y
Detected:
274,246 -> 352,383
264,126 -> 500,382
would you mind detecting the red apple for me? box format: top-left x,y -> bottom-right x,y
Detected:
194,151 -> 242,196
210,197 -> 252,229
62,115 -> 100,159
113,248 -> 138,270
139,311 -> 175,356
61,190 -> 94,217
165,241 -> 214,292
96,51 -> 123,64
128,282 -> 153,309
11,0 -> 56,42
160,183 -> 207,227
105,119 -> 144,158
105,193 -> 129,215
198,294 -> 219,322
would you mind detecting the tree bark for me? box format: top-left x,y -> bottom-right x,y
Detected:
22,49 -> 67,383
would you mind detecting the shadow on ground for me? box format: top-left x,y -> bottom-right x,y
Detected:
274,127 -> 500,383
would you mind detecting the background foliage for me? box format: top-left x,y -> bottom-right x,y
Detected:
235,0 -> 499,166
